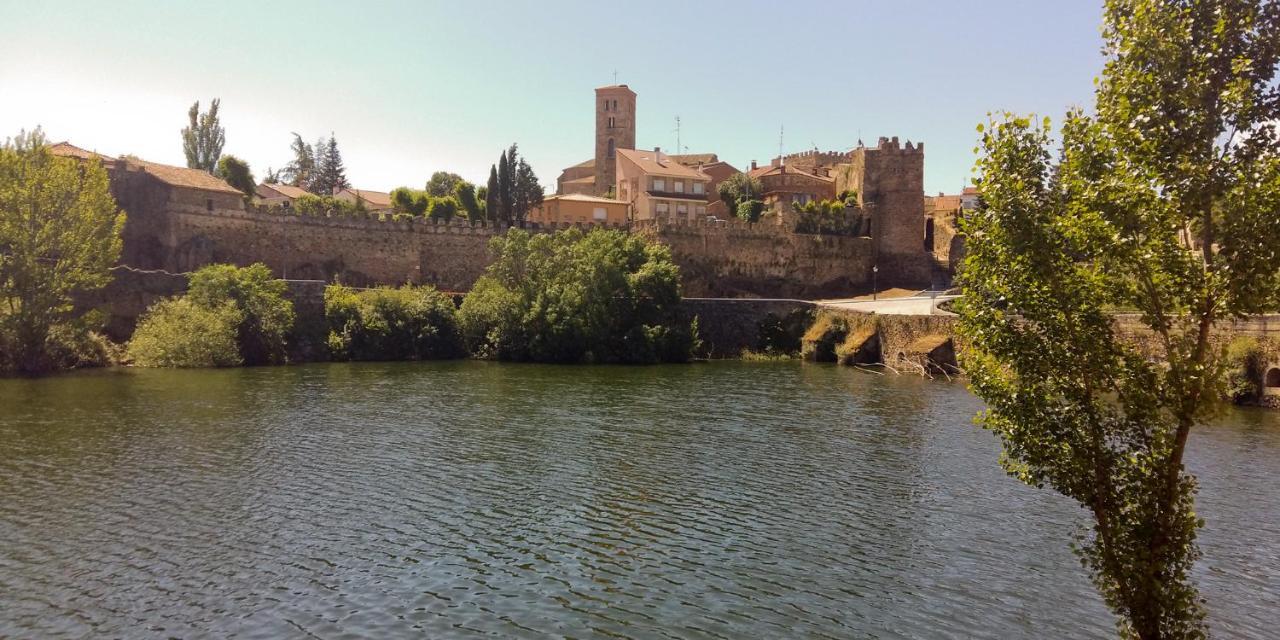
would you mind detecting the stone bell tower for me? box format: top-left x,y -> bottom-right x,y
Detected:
593,85 -> 636,196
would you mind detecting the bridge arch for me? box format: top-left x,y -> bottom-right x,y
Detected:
1265,367 -> 1280,389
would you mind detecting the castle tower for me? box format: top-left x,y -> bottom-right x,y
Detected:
841,137 -> 931,286
593,85 -> 636,196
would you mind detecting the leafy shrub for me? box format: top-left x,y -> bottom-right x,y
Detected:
458,228 -> 696,363
325,284 -> 465,361
800,312 -> 850,362
1224,337 -> 1266,402
128,298 -> 242,368
755,308 -> 814,357
187,264 -> 294,365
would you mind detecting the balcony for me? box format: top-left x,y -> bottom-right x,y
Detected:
646,189 -> 708,201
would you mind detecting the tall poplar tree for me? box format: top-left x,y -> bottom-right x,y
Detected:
181,98 -> 225,172
958,1 -> 1280,638
282,133 -> 315,189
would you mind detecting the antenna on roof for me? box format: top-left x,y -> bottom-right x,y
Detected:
674,116 -> 681,157
778,124 -> 785,165
612,69 -> 618,84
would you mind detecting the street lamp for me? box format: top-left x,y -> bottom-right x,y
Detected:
872,265 -> 879,301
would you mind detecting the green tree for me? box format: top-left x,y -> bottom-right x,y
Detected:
496,149 -> 513,223
513,157 -> 543,223
281,133 -> 315,189
186,263 -> 295,365
0,129 -> 126,374
181,98 -> 225,172
311,134 -> 350,195
458,228 -> 696,363
454,181 -> 482,220
717,172 -> 763,218
425,171 -> 465,197
957,2 -> 1280,638
484,166 -> 499,223
215,155 -> 256,201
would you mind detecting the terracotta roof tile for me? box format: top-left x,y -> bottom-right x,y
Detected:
339,188 -> 393,208
544,193 -> 626,205
258,183 -> 311,199
616,148 -> 709,180
127,158 -> 243,195
670,153 -> 718,167
48,142 -> 108,161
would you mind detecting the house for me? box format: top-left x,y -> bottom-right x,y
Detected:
671,154 -> 739,218
748,161 -> 836,212
334,188 -> 393,212
255,183 -> 311,208
616,148 -> 712,221
527,193 -> 629,226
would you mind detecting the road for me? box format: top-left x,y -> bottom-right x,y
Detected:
817,293 -> 959,315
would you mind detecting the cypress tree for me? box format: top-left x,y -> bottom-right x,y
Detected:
496,151 -> 511,224
485,166 -> 499,223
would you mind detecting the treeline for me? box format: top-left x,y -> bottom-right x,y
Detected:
124,228 -> 697,368
387,143 -> 543,225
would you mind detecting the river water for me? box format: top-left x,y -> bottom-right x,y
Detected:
1,362 -> 1276,639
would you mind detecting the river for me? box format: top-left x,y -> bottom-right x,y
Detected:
1,361 -> 1277,638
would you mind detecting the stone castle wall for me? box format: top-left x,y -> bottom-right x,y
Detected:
634,218 -> 876,298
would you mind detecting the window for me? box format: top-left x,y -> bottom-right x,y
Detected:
696,206 -> 706,216
604,100 -> 609,111
612,99 -> 618,110
607,138 -> 615,158
674,181 -> 685,193
656,202 -> 669,214
608,116 -> 615,128
206,198 -> 214,211
693,182 -> 704,195
677,204 -> 689,217
652,178 -> 666,191
593,207 -> 607,221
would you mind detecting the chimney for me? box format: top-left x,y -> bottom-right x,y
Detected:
750,160 -> 757,170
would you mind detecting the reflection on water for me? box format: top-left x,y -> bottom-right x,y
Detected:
1,361 -> 1277,638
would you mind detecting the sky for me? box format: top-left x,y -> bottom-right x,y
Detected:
0,1 -> 1106,195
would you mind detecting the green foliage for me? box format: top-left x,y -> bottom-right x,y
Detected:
281,133 -> 315,189
215,155 -> 256,200
718,172 -> 763,217
128,298 -> 242,368
458,228 -> 695,363
324,284 -> 465,361
755,308 -> 814,357
426,171 -> 466,197
310,134 -> 350,195
735,199 -> 764,223
836,189 -> 859,207
181,98 -> 224,172
428,196 -> 458,221
454,182 -> 482,220
958,2 -> 1280,637
484,166 -> 499,222
0,128 -> 126,375
1224,337 -> 1266,402
187,264 -> 294,365
291,194 -> 367,218
793,199 -> 864,235
490,144 -> 542,224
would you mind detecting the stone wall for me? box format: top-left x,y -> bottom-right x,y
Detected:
161,205 -> 506,289
678,298 -> 816,358
635,218 -> 876,298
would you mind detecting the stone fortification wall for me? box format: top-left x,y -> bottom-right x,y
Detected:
679,299 -> 816,358
634,218 -> 876,298
161,205 -> 513,289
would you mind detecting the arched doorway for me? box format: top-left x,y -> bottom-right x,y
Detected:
1265,367 -> 1280,389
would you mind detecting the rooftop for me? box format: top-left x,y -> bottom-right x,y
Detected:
543,193 -> 626,205
616,148 -> 709,180
50,141 -> 244,195
258,183 -> 311,199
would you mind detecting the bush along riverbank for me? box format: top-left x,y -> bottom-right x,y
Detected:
122,228 -> 700,369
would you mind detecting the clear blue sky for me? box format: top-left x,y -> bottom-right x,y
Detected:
0,1 -> 1105,194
